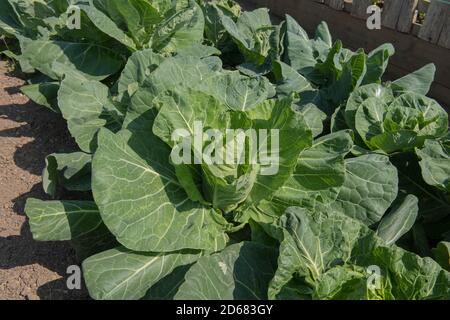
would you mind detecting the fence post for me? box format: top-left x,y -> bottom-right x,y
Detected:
351,0 -> 374,19
325,0 -> 345,10
381,0 -> 418,33
397,0 -> 419,32
419,0 -> 450,45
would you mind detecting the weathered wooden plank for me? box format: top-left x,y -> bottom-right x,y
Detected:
417,0 -> 430,13
325,0 -> 345,10
382,0 -> 417,33
438,16 -> 450,49
382,0 -> 405,29
397,0 -> 418,32
351,0 -> 373,19
344,0 -> 353,13
418,0 -> 450,43
411,22 -> 422,36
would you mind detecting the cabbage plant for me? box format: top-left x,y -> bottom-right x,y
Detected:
1,0 -> 207,111
0,0 -> 448,300
25,50 -> 450,299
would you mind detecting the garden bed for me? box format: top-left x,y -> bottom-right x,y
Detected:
0,61 -> 88,299
0,0 -> 449,300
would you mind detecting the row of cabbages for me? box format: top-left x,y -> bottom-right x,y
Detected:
1,0 -> 449,299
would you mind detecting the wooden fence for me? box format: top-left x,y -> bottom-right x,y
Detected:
240,0 -> 450,109
328,0 -> 450,49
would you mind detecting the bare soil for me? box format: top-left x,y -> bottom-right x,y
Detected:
0,60 -> 89,300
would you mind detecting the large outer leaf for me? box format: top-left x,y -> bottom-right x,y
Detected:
92,128 -> 228,252
329,154 -> 398,225
0,0 -> 25,36
284,14 -> 308,40
377,194 -> 419,245
83,246 -> 200,300
55,3 -> 125,45
416,139 -> 450,191
433,242 -> 450,271
270,207 -> 450,300
144,264 -> 193,299
175,44 -> 221,58
392,63 -> 436,96
25,198 -> 117,260
90,0 -> 162,27
217,7 -> 275,64
19,38 -> 123,80
20,82 -> 59,112
117,49 -> 165,97
122,55 -> 217,130
25,199 -> 102,241
245,131 -> 352,222
25,199 -> 117,259
362,43 -> 394,85
314,22 -> 332,47
203,0 -> 241,47
295,130 -> 353,191
43,152 -> 92,197
241,132 -> 352,223
323,48 -> 367,107
268,207 -> 375,299
80,0 -> 164,49
295,103 -> 326,138
272,60 -> 312,97
1,0 -> 70,37
141,55 -> 217,100
77,3 -> 137,50
151,0 -> 205,54
196,72 -> 271,111
1,49 -> 35,73
283,14 -> 329,78
153,90 -> 229,146
58,73 -> 122,153
175,242 -> 277,299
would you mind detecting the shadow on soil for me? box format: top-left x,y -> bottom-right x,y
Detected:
0,217 -> 89,299
0,98 -> 76,175
0,82 -> 88,299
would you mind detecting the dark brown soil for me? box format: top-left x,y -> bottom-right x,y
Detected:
0,59 -> 89,300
